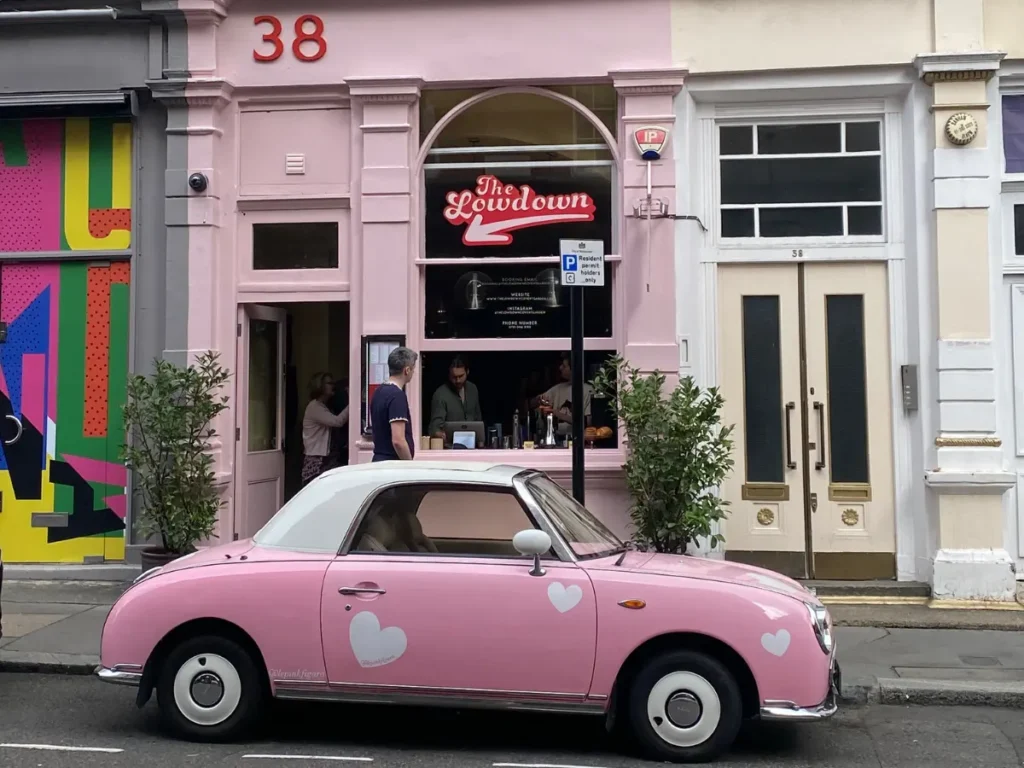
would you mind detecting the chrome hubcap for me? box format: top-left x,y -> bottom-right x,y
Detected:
190,671 -> 224,708
666,691 -> 702,728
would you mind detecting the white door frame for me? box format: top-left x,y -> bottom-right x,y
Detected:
684,95 -> 920,581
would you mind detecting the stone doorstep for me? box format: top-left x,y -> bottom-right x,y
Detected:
3,564 -> 141,582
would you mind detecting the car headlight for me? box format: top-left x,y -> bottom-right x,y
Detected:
805,602 -> 833,655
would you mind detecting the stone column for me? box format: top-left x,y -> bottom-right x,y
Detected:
611,70 -> 687,377
917,24 -> 1014,600
345,78 -> 422,461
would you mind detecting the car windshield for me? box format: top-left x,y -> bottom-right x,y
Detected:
524,474 -> 624,559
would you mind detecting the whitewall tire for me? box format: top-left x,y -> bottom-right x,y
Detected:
156,635 -> 266,742
627,650 -> 743,762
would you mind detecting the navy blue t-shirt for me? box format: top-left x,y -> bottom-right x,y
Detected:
370,382 -> 415,461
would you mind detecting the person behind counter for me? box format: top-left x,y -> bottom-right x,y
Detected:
301,372 -> 349,486
530,352 -> 593,435
428,355 -> 483,439
370,346 -> 417,462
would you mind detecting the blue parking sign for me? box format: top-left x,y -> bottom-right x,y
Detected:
562,253 -> 578,271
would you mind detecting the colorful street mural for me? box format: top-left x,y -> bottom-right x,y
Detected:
0,117 -> 132,252
0,117 -> 133,562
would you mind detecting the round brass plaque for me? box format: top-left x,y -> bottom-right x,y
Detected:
841,508 -> 860,527
756,508 -> 775,526
945,112 -> 978,146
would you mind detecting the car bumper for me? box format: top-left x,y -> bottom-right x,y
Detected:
95,665 -> 143,687
759,657 -> 840,722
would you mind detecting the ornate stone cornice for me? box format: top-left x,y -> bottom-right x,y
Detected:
345,77 -> 423,103
935,435 -> 1002,448
915,51 -> 1006,84
610,68 -> 687,96
148,78 -> 234,108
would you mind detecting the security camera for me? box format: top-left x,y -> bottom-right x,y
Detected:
188,172 -> 208,193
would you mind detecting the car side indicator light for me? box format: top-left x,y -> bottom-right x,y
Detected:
618,599 -> 646,609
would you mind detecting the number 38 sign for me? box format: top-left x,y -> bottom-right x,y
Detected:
254,15 -> 327,62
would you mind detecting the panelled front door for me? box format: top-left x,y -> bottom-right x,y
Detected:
718,262 -> 895,580
236,304 -> 287,539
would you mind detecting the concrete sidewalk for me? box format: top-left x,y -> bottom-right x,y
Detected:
2,580 -> 1023,709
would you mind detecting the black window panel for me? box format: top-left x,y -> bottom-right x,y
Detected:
722,208 -> 755,237
721,156 -> 882,204
424,263 -> 612,339
848,206 -> 883,236
253,222 -> 339,270
757,124 -> 841,154
825,295 -> 870,485
720,126 -> 753,156
741,296 -> 784,483
1015,205 -> 1024,256
846,122 -> 881,152
759,207 -> 843,238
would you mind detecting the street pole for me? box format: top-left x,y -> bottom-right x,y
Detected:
570,285 -> 585,505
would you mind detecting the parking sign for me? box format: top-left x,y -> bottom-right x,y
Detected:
559,239 -> 605,287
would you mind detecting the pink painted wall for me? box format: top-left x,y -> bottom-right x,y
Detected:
214,0 -> 672,86
182,0 -> 680,542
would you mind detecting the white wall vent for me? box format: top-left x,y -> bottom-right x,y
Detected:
285,153 -> 305,175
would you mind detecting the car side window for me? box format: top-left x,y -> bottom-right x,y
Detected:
349,484 -> 549,559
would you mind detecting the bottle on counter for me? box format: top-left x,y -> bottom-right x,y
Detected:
512,412 -> 521,448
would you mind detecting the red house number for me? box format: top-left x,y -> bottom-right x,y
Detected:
253,15 -> 327,62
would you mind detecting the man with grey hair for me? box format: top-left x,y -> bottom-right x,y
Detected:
370,346 -> 418,462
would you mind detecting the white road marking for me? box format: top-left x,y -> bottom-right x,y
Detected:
0,743 -> 124,753
242,756 -> 372,762
493,764 -> 610,768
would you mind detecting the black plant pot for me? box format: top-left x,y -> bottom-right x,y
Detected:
139,547 -> 184,573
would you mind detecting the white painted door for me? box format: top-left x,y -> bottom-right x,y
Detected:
803,262 -> 895,577
237,304 -> 287,539
717,262 -> 896,579
718,264 -> 807,577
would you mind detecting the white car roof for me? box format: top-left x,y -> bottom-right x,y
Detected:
317,461 -> 528,486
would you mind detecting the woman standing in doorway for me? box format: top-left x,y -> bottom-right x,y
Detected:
302,372 -> 349,486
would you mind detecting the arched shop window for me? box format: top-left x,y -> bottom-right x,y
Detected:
418,86 -> 620,448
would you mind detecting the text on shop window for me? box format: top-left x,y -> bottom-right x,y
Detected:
253,15 -> 327,62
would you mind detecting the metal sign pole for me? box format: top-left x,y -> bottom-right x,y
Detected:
570,285 -> 585,504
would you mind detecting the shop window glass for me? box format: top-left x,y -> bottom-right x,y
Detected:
1004,96 -> 1024,174
419,350 -> 618,450
719,121 -> 883,239
253,222 -> 338,270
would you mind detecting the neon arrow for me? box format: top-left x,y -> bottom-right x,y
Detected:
461,212 -> 594,246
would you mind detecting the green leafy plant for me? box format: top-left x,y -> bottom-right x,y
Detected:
592,356 -> 734,554
121,351 -> 231,555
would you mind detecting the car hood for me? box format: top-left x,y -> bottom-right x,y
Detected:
587,551 -> 818,603
149,539 -> 256,576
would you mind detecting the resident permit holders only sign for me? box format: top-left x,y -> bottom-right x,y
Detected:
560,239 -> 605,287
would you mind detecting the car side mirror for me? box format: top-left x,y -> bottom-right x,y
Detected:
513,529 -> 552,577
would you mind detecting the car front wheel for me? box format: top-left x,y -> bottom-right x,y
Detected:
155,634 -> 266,742
626,649 -> 743,763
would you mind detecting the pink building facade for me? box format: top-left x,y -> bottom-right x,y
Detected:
170,0 -> 682,551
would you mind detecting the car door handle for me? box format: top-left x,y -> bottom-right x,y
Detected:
339,586 -> 386,595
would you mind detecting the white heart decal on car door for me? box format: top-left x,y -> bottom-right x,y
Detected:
547,582 -> 583,613
349,611 -> 408,668
761,629 -> 791,657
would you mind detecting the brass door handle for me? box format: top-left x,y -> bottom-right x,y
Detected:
813,401 -> 826,470
784,402 -> 796,469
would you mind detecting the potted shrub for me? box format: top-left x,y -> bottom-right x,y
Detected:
592,356 -> 734,554
121,351 -> 231,571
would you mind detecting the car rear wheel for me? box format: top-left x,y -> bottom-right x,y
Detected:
626,650 -> 743,763
155,634 -> 265,742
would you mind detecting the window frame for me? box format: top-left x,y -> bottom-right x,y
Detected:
338,479 -> 576,562
714,116 -> 887,248
415,88 -> 623,355
1001,91 -> 1024,182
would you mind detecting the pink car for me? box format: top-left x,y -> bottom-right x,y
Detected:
97,462 -> 838,763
